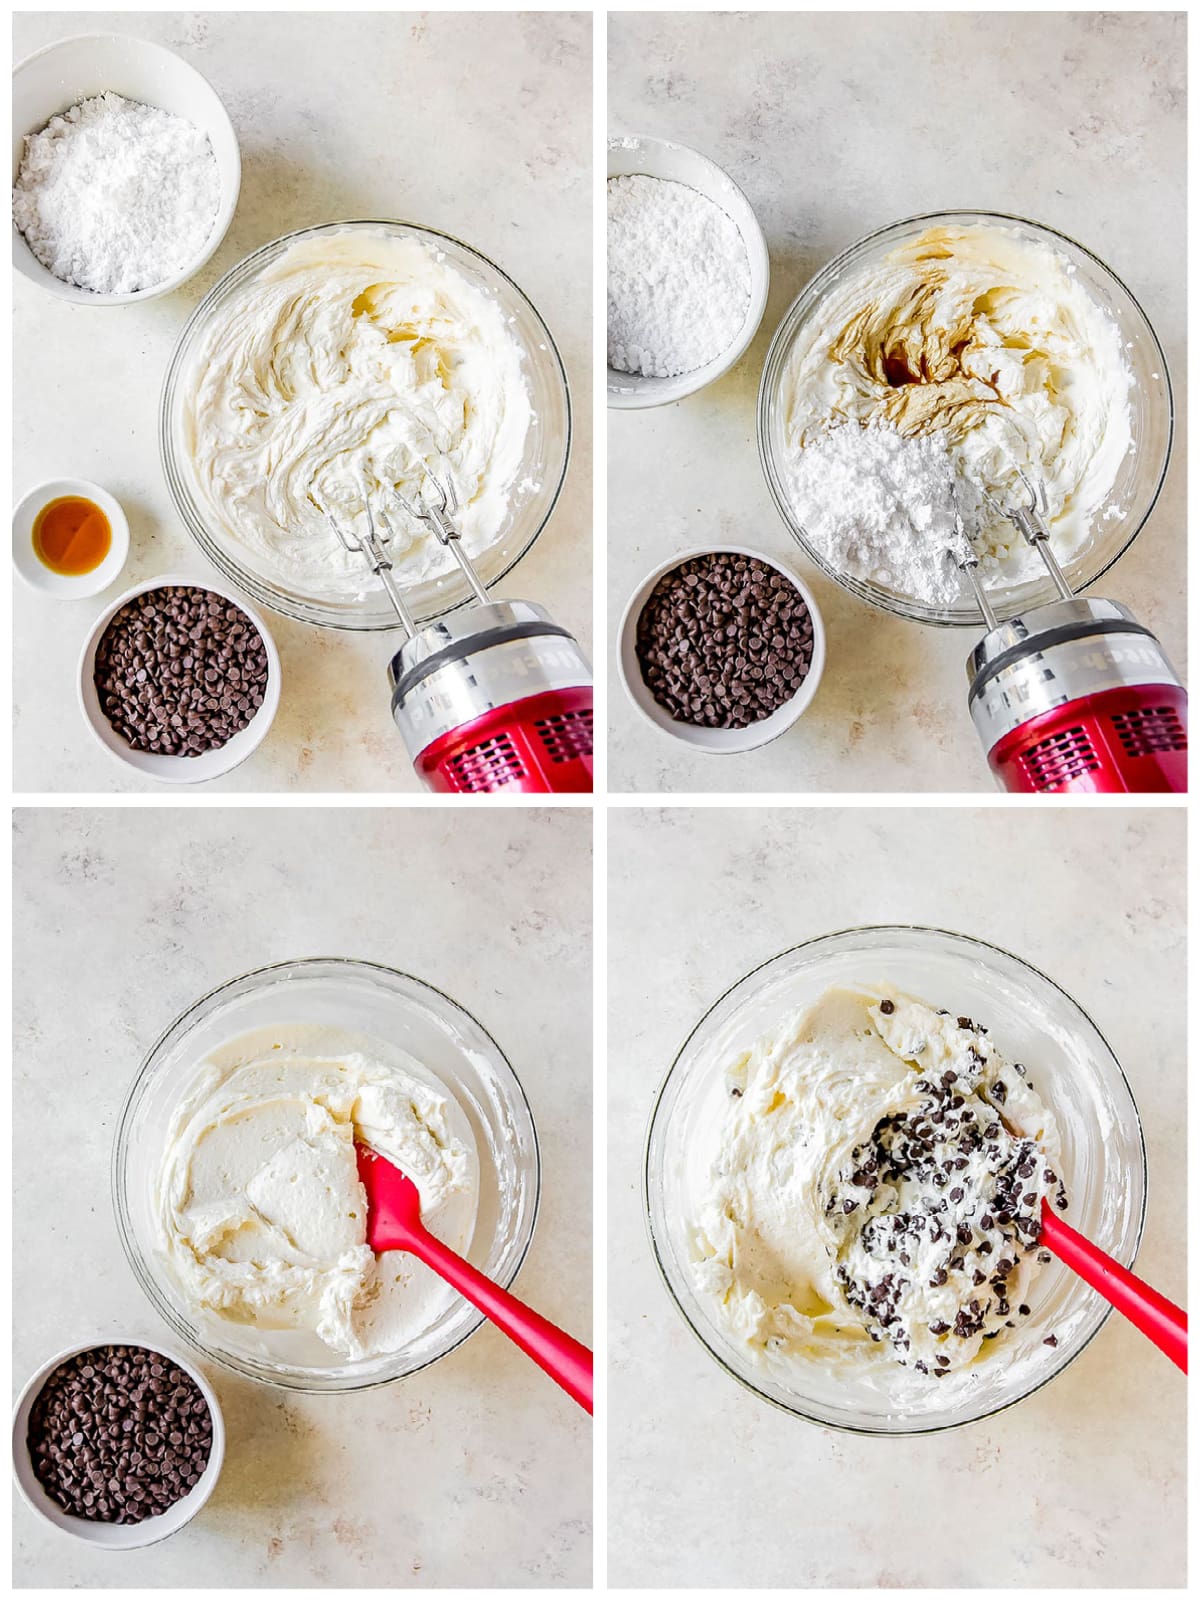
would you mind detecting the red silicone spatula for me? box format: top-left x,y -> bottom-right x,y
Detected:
356,1144 -> 593,1412
1039,1198 -> 1187,1372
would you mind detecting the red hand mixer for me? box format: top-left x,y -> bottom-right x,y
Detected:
332,474 -> 593,793
954,477 -> 1187,794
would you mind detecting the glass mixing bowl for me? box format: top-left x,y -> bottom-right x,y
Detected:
113,959 -> 540,1392
758,211 -> 1173,626
645,926 -> 1147,1434
160,220 -> 571,631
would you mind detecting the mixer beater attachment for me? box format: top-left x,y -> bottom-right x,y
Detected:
393,473 -> 493,607
949,513 -> 998,632
949,471 -> 1074,618
987,471 -> 1075,600
328,473 -> 420,637
325,470 -> 594,794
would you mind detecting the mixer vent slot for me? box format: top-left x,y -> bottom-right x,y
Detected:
1019,725 -> 1100,791
448,733 -> 526,792
1111,706 -> 1188,758
535,709 -> 594,763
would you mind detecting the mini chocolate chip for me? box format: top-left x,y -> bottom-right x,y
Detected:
93,586 -> 269,758
635,553 -> 814,729
26,1346 -> 211,1525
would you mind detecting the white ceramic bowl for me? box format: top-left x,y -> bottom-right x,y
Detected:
12,478 -> 129,598
12,33 -> 241,305
607,135 -> 769,409
78,572 -> 281,784
12,1335 -> 225,1548
618,544 -> 826,752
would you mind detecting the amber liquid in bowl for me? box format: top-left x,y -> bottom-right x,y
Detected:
32,496 -> 111,575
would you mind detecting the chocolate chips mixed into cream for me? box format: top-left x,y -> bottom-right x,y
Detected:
827,1003 -> 1067,1376
689,988 -> 1067,1390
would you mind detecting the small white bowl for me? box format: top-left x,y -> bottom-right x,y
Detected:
618,544 -> 826,753
13,478 -> 130,599
607,135 -> 769,409
12,33 -> 241,305
12,1335 -> 225,1549
78,572 -> 282,785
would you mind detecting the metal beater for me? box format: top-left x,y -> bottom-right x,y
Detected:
950,474 -> 1186,793
327,471 -> 594,794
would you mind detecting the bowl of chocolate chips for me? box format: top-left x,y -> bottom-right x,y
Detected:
618,545 -> 826,752
13,1338 -> 225,1547
78,573 -> 281,784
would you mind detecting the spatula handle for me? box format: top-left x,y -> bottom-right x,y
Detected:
413,1228 -> 593,1412
1040,1203 -> 1187,1372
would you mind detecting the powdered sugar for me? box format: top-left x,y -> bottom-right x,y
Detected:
786,424 -> 984,607
607,174 -> 750,378
13,92 -> 221,295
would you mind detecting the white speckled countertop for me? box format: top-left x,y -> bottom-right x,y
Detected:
13,807 -> 592,1586
608,805 -> 1185,1587
14,10 -> 591,793
608,11 -> 1186,792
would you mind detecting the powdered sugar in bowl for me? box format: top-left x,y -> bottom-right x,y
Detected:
758,211 -> 1172,626
608,136 -> 769,409
12,34 -> 240,305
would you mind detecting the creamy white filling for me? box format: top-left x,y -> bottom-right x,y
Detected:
181,230 -> 532,602
689,987 -> 1065,1398
779,224 -> 1134,588
155,1039 -> 478,1360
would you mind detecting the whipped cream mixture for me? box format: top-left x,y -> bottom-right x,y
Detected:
689,988 -> 1066,1395
155,1028 -> 478,1361
780,223 -> 1134,594
181,230 -> 532,602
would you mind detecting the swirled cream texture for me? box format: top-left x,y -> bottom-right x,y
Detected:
180,230 -> 532,601
780,224 -> 1134,584
155,1036 -> 478,1360
689,988 -> 1066,1399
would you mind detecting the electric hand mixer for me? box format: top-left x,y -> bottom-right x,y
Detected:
952,474 -> 1187,794
330,474 -> 593,793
